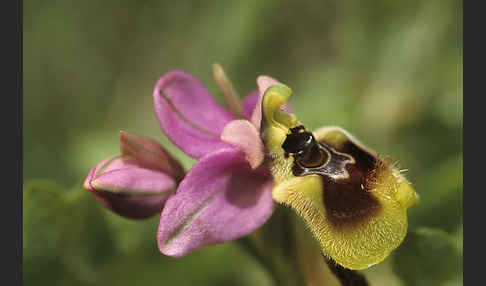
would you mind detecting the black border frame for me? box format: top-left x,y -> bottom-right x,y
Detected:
2,0 -> 22,284
13,0 -> 465,285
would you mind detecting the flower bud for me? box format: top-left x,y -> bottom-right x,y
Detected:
84,132 -> 185,219
119,130 -> 185,182
261,84 -> 419,270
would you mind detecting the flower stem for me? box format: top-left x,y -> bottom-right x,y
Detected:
238,204 -> 371,286
323,256 -> 370,286
236,206 -> 304,286
237,235 -> 287,286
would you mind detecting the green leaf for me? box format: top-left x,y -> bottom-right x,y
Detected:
392,227 -> 462,286
23,180 -> 116,285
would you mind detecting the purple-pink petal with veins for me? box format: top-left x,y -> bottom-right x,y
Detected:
157,148 -> 274,257
153,70 -> 235,159
84,156 -> 176,219
221,120 -> 264,169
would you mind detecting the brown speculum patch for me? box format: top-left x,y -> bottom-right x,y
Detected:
282,126 -> 382,228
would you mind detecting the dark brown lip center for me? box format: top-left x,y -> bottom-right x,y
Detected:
283,126 -> 382,228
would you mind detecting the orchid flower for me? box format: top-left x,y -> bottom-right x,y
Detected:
84,65 -> 418,275
153,65 -> 290,257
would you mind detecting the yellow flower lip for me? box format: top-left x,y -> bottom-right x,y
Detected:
260,85 -> 419,270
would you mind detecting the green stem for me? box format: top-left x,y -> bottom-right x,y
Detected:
236,206 -> 304,286
237,235 -> 286,286
237,205 -> 371,286
323,256 -> 370,286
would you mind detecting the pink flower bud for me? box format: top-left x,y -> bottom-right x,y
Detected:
118,131 -> 185,182
84,132 -> 185,219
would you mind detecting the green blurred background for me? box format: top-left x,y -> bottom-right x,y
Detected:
23,0 -> 462,285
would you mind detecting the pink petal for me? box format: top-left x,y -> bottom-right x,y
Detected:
220,120 -> 264,169
85,156 -> 176,219
153,70 -> 235,158
250,76 -> 289,130
157,148 -> 274,257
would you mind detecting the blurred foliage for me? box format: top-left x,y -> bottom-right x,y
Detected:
23,180 -> 115,285
23,0 -> 462,285
392,227 -> 462,286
